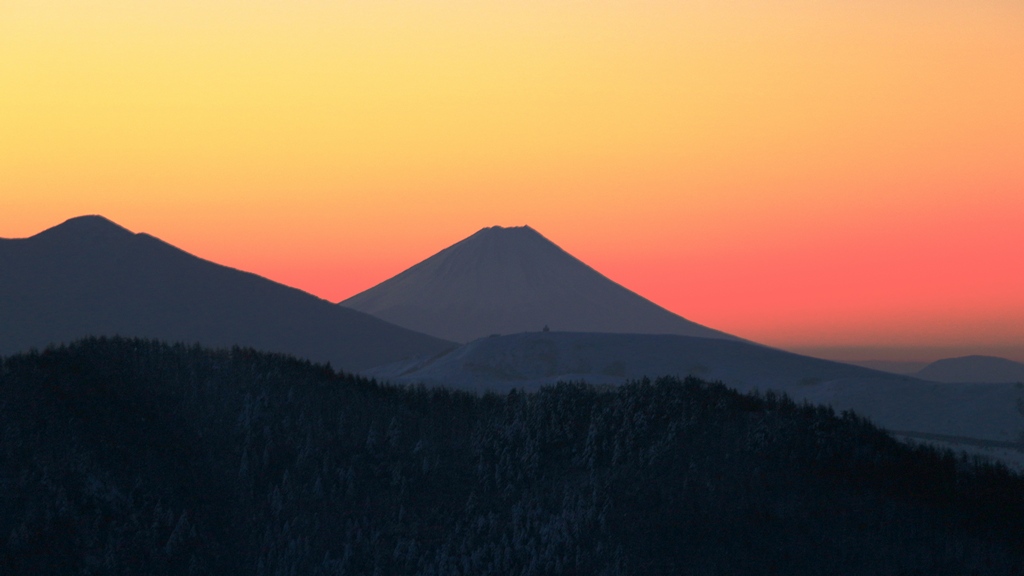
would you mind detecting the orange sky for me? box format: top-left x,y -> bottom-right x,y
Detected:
2,0 -> 1023,361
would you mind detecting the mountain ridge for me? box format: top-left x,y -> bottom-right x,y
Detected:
0,215 -> 453,371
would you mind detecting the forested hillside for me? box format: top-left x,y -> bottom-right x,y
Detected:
2,338 -> 1022,575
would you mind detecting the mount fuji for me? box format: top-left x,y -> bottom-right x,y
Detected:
341,225 -> 737,343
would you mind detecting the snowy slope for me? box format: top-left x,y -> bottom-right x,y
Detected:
364,332 -> 1024,447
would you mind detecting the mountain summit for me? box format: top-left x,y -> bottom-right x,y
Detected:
31,214 -> 135,242
341,225 -> 738,343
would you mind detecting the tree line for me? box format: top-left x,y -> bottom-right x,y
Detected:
1,337 -> 1022,574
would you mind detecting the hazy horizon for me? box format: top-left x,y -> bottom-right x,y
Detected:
3,215 -> 1021,365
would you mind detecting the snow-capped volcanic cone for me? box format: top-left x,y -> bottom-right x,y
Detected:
341,225 -> 738,343
0,215 -> 452,370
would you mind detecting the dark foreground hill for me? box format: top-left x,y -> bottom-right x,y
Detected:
341,225 -> 736,343
0,216 -> 452,371
3,338 -> 1023,575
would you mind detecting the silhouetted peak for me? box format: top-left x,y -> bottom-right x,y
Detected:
952,355 -> 1006,362
470,225 -> 540,237
457,225 -> 557,251
925,355 -> 1018,367
33,215 -> 135,242
342,222 -> 738,343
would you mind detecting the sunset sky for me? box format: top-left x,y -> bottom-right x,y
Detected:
2,0 -> 1022,362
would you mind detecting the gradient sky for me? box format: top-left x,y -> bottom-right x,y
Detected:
3,0 -> 1023,361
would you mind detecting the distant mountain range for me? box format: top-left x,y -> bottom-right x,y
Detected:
341,225 -> 737,343
0,216 -> 452,371
847,356 -> 1024,383
914,355 -> 1024,383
